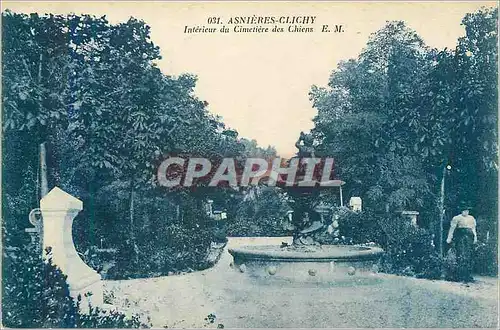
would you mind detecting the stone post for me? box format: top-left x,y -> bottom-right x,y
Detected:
349,197 -> 362,212
40,187 -> 103,312
401,211 -> 419,227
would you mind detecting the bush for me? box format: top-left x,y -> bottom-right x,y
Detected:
2,246 -> 78,327
377,214 -> 443,280
226,187 -> 289,237
315,210 -> 444,280
105,207 -> 224,279
70,189 -> 226,280
213,223 -> 229,243
341,210 -> 386,245
2,241 -> 148,328
226,215 -> 288,237
474,240 -> 498,276
313,208 -> 385,245
76,305 -> 148,328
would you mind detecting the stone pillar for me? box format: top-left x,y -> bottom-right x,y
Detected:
40,187 -> 103,312
401,211 -> 419,227
349,197 -> 362,212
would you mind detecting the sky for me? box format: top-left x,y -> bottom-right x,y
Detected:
3,1 -> 497,157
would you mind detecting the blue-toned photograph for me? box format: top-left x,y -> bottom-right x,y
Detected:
1,1 -> 498,328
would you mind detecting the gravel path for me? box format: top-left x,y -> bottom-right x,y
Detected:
104,237 -> 498,328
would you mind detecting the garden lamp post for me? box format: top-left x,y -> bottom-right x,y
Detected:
439,162 -> 452,257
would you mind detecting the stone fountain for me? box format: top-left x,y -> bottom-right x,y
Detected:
228,132 -> 383,282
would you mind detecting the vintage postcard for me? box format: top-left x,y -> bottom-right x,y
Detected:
1,1 -> 498,328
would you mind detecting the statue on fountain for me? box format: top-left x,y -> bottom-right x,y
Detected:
295,131 -> 316,158
282,131 -> 334,247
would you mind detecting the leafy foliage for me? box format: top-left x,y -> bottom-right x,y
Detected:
473,240 -> 498,276
310,21 -> 436,213
309,9 -> 497,234
313,209 -> 444,280
377,214 -> 443,279
335,209 -> 385,245
2,243 -> 148,328
1,11 -> 275,282
226,186 -> 289,237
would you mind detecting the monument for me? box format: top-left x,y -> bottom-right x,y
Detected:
229,132 -> 383,281
39,187 -> 104,312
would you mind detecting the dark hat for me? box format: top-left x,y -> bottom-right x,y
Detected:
458,202 -> 473,211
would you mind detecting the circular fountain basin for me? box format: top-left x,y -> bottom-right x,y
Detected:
228,245 -> 384,283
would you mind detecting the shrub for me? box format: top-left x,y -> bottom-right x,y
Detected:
2,246 -> 77,327
377,214 -> 443,279
76,305 -> 148,328
2,241 -> 148,328
71,191 -> 226,280
226,215 -> 288,237
338,208 -> 385,244
373,212 -> 499,280
226,187 -> 289,237
105,209 -> 224,279
474,240 -> 498,276
213,223 -> 229,243
314,208 -> 385,245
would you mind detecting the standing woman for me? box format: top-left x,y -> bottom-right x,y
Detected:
446,205 -> 477,282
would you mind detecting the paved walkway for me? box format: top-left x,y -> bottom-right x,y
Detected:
104,237 -> 498,328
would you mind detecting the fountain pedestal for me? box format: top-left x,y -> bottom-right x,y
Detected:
229,244 -> 383,282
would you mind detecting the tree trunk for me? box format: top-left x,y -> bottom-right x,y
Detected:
88,180 -> 96,247
438,165 -> 446,257
129,183 -> 135,233
40,142 -> 48,198
38,54 -> 49,199
129,181 -> 139,264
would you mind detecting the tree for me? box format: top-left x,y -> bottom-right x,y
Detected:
309,8 -> 497,232
429,8 -> 498,235
2,12 -> 73,199
310,21 -> 434,213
